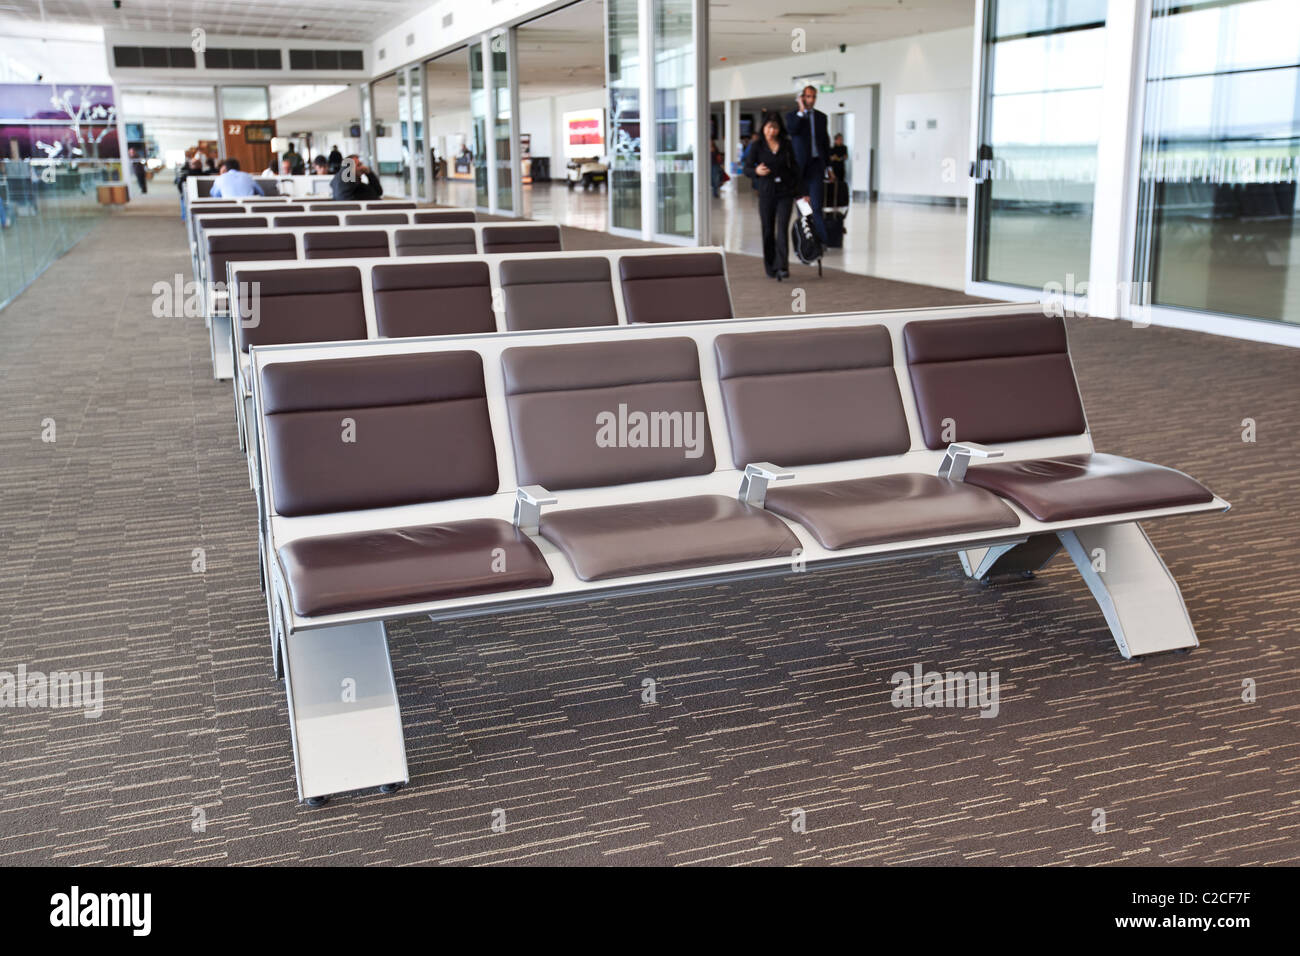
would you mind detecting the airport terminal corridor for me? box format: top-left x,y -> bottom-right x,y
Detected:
1,197 -> 1297,866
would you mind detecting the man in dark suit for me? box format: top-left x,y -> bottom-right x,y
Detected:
785,85 -> 834,242
330,154 -> 384,200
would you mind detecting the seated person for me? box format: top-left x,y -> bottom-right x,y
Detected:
330,154 -> 384,201
312,155 -> 331,175
209,158 -> 264,198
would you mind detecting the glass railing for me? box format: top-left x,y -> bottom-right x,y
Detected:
0,159 -> 119,312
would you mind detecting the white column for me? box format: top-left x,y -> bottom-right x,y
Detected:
692,0 -> 710,245
637,0 -> 655,241
1086,0 -> 1145,319
723,98 -> 737,186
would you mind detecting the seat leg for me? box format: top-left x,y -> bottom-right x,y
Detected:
959,534 -> 1059,580
281,621 -> 409,804
210,313 -> 234,381
1057,523 -> 1199,659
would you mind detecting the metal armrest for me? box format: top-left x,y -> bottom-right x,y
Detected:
938,442 -> 1004,482
738,462 -> 794,508
513,485 -> 556,535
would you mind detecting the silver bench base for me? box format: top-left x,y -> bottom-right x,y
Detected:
281,620 -> 409,804
961,522 -> 1199,659
210,312 -> 234,381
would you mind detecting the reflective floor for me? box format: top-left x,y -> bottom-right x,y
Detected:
428,176 -> 971,291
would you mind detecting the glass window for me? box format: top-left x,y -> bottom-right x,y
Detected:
972,0 -> 1107,289
219,86 -> 269,121
1135,0 -> 1300,325
607,0 -> 641,232
654,0 -> 695,239
491,35 -> 513,213
469,42 -> 489,209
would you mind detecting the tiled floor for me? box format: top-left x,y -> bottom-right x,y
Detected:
423,177 -> 971,290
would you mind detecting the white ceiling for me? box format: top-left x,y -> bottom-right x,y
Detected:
0,0 -> 433,42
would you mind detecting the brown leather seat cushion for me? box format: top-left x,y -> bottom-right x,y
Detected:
764,474 -> 1019,550
252,204 -> 303,212
964,453 -> 1215,522
311,203 -> 360,211
345,212 -> 408,225
481,224 -> 562,254
716,325 -> 910,467
414,210 -> 476,223
619,252 -> 733,324
904,313 -> 1087,449
394,227 -> 478,257
500,256 -> 619,331
540,495 -> 800,581
501,337 -> 716,489
261,350 -> 499,516
303,230 -> 391,259
278,518 -> 552,616
371,261 -> 496,338
234,265 -> 366,352
273,214 -> 339,227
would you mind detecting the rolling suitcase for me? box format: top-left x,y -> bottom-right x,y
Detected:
823,178 -> 848,249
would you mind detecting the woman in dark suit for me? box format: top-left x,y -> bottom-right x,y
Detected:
744,112 -> 799,279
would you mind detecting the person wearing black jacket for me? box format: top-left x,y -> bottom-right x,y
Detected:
744,113 -> 799,279
330,154 -> 384,200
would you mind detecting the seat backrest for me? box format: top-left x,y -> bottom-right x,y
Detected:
904,313 -> 1087,449
619,252 -> 732,324
206,233 -> 297,298
254,178 -> 280,196
481,224 -> 562,254
345,212 -> 408,226
394,227 -> 478,257
377,202 -> 417,210
235,265 -> 367,353
195,179 -> 213,197
371,261 -> 496,338
500,256 -> 619,332
302,230 -> 391,259
414,210 -> 475,224
198,215 -> 266,235
273,214 -> 339,227
252,203 -> 303,213
260,351 -> 499,517
309,202 -> 360,211
715,326 -> 911,468
192,203 -> 242,215
501,337 -> 716,490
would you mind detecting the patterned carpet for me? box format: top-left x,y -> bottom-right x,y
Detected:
0,202 -> 1297,866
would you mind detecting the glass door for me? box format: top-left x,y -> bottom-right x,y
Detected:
607,0 -> 642,233
468,41 -> 489,209
654,0 -> 695,240
970,0 -> 1108,290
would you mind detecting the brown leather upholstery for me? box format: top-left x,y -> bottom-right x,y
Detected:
195,179 -> 213,197
540,495 -> 800,581
904,314 -> 1087,449
197,216 -> 266,233
191,203 -> 242,215
619,253 -> 733,324
715,326 -> 910,468
765,475 -> 1019,550
379,202 -> 416,209
394,227 -> 478,257
206,233 -> 297,304
965,453 -> 1214,522
309,202 -> 360,211
371,261 -> 497,338
414,210 -> 476,223
302,229 -> 391,259
500,256 -> 619,331
481,224 -> 562,254
251,203 -> 303,213
253,178 -> 280,196
502,337 -> 715,489
273,214 -> 339,227
234,265 -> 366,352
261,351 -> 499,516
345,212 -> 408,225
277,519 -> 552,616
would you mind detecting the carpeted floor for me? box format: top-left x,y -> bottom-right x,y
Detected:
0,201 -> 1297,866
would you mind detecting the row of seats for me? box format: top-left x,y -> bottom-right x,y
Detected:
205,223 -> 563,293
254,312 -> 1220,618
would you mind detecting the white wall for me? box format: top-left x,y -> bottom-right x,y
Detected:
520,87 -> 605,175
711,26 -> 974,202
